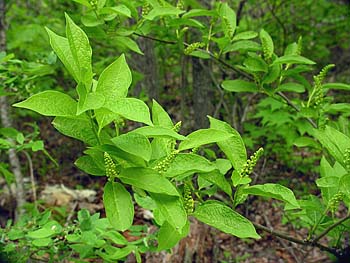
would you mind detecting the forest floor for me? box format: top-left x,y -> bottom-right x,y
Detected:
0,119 -> 336,263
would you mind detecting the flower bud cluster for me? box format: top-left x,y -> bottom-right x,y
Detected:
309,64 -> 335,108
344,148 -> 350,172
153,150 -> 179,174
176,0 -> 184,10
104,152 -> 118,180
239,148 -> 264,178
328,192 -> 345,215
89,0 -> 97,9
223,16 -> 234,38
183,183 -> 194,214
184,42 -> 204,55
142,2 -> 151,17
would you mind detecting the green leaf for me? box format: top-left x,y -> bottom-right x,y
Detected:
200,170 -> 232,196
96,54 -> 132,105
262,64 -> 281,84
164,153 -> 217,179
144,7 -> 185,20
111,133 -> 152,162
293,137 -> 320,149
119,167 -> 179,196
157,220 -> 189,251
75,155 -> 105,176
152,100 -> 173,128
219,3 -> 236,38
273,55 -> 316,65
27,228 -> 55,239
193,201 -> 260,239
259,29 -> 274,58
209,117 -> 247,171
115,36 -> 143,55
339,174 -> 350,199
77,83 -> 105,115
65,14 -> 93,87
232,31 -> 258,41
323,83 -> 350,91
99,5 -> 132,18
103,182 -> 134,231
314,125 -> 350,167
242,183 -> 300,208
150,193 -> 187,229
106,98 -> 152,126
131,126 -> 186,140
221,80 -> 258,93
223,40 -> 261,53
276,83 -> 305,93
95,108 -> 119,134
182,9 -> 216,18
178,128 -> 233,151
244,56 -> 268,72
52,116 -> 99,146
13,91 -> 77,116
231,171 -> 251,187
32,238 -> 52,247
45,28 -> 79,82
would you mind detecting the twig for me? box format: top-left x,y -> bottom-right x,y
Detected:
23,151 -> 37,205
253,222 -> 342,258
313,214 -> 350,243
64,201 -> 78,227
277,91 -> 317,128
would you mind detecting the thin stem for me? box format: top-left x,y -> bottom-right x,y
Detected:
88,111 -> 101,145
313,214 -> 350,243
277,91 -> 317,128
23,151 -> 37,207
253,222 -> 341,257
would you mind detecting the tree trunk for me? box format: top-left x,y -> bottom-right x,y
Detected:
191,0 -> 214,130
0,0 -> 25,220
132,37 -> 160,101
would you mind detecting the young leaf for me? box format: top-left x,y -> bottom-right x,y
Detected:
96,54 -> 132,106
65,13 -> 93,87
103,182 -> 134,231
199,170 -> 232,196
178,129 -> 233,151
111,133 -> 152,162
314,125 -> 350,167
152,100 -> 173,128
164,153 -> 217,179
144,7 -> 185,20
52,116 -> 100,146
76,83 -> 105,115
208,117 -> 247,171
45,28 -> 79,82
276,83 -> 305,93
106,98 -> 153,126
221,80 -> 258,93
157,220 -> 190,251
119,167 -> 180,196
150,193 -> 187,230
242,183 -> 300,208
75,155 -> 105,176
13,91 -> 77,116
273,55 -> 316,65
131,126 -> 186,140
193,201 -> 260,239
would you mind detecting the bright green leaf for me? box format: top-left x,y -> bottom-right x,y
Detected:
193,201 -> 260,239
103,182 -> 134,231
13,91 -> 77,117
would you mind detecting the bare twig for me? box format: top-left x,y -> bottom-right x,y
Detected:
253,222 -> 342,258
23,151 -> 37,205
